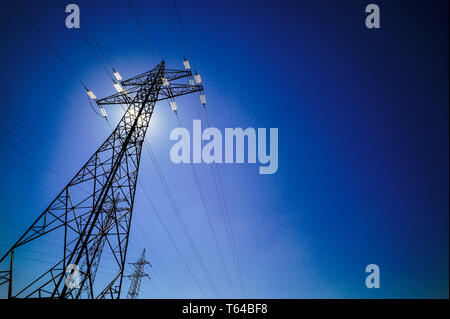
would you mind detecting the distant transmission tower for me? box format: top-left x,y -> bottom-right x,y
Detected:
0,61 -> 203,298
126,249 -> 151,299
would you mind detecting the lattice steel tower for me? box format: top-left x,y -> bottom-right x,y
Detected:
126,249 -> 151,299
0,61 -> 203,298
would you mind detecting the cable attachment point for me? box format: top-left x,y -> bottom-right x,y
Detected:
170,100 -> 178,113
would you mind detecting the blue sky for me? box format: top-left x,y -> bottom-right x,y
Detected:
0,0 -> 448,298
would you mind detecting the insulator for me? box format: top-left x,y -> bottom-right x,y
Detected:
189,79 -> 195,87
113,71 -> 122,81
170,101 -> 178,112
183,59 -> 191,70
114,82 -> 123,92
162,77 -> 170,86
200,94 -> 206,105
99,107 -> 108,118
86,89 -> 97,100
194,73 -> 202,84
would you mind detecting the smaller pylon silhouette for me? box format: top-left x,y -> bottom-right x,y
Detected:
126,249 -> 151,299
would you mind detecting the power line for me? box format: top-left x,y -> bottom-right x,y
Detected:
0,137 -> 67,180
77,27 -> 115,80
3,125 -> 73,174
203,109 -> 247,297
5,4 -> 223,296
57,0 -> 124,127
58,0 -> 115,82
124,4 -> 222,296
80,12 -> 117,72
125,22 -> 217,297
128,222 -> 177,297
172,0 -> 197,72
138,179 -> 208,297
59,0 -> 136,129
100,107 -> 209,297
161,0 -> 246,296
0,222 -> 64,244
175,82 -> 247,296
87,95 -> 104,118
203,112 -> 248,298
142,141 -> 221,297
0,109 -> 80,168
13,0 -> 87,89
143,275 -> 163,298
58,0 -> 129,115
0,135 -> 91,195
163,0 -> 186,58
58,0 -> 117,75
102,104 -> 210,297
160,4 -> 243,294
175,114 -> 236,297
170,92 -> 247,296
13,0 -> 105,122
127,0 -> 158,63
133,222 -> 179,297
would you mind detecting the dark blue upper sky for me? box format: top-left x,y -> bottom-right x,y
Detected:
0,0 -> 448,298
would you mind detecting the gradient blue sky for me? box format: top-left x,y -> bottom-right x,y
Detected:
0,0 -> 448,298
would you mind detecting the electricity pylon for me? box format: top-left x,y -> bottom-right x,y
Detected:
0,61 -> 202,299
126,249 -> 151,299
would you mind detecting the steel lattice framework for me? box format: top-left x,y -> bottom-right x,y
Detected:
125,249 -> 150,299
0,61 -> 202,299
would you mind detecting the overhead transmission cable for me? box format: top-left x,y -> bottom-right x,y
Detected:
133,222 -> 178,297
57,0 -> 126,125
172,114 -> 237,297
69,32 -> 181,297
172,0 -> 197,71
0,110 -> 80,168
12,0 -> 191,298
138,179 -> 208,297
204,109 -> 247,297
73,22 -> 115,81
33,0 -> 219,297
161,0 -> 237,297
126,232 -> 175,298
58,0 -> 117,74
100,119 -> 209,297
114,103 -> 215,297
198,104 -> 247,297
127,0 -> 159,64
59,0 -> 127,88
142,141 -> 221,297
124,0 -> 221,297
163,0 -> 187,58
13,0 -> 86,89
115,73 -> 220,296
82,16 -> 117,72
0,136 -> 91,196
165,0 -> 247,296
129,223 -> 177,297
14,0 -> 109,122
